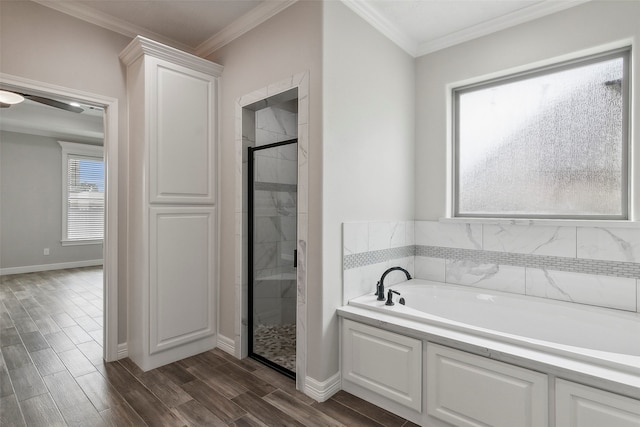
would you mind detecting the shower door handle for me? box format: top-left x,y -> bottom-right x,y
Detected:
293,249 -> 297,269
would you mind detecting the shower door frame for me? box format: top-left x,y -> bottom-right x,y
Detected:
248,138 -> 298,379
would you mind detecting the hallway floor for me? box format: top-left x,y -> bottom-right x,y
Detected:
0,267 -> 417,426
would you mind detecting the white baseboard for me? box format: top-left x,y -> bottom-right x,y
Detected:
0,259 -> 103,276
216,333 -> 236,356
304,372 -> 342,402
117,342 -> 128,359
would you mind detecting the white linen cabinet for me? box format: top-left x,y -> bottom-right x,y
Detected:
120,36 -> 222,371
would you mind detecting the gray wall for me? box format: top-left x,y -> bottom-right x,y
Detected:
320,0 -> 416,379
0,131 -> 103,271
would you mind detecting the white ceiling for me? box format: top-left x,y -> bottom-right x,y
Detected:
0,97 -> 104,144
2,0 -> 589,141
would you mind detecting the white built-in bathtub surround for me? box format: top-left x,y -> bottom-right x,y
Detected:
344,220 -> 640,313
234,71 -> 310,394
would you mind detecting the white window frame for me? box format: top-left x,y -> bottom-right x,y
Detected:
59,141 -> 104,246
450,47 -> 632,222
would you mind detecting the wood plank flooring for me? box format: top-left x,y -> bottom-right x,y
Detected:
0,267 -> 418,426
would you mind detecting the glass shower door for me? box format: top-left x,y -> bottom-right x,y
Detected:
248,139 -> 297,378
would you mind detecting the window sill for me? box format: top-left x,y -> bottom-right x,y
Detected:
440,217 -> 640,229
61,239 -> 104,247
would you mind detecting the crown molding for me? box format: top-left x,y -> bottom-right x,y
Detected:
416,0 -> 592,57
341,0 -> 418,57
195,0 -> 298,57
119,36 -> 223,76
32,0 -> 195,53
342,0 -> 590,59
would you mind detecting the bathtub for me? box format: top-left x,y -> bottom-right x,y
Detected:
340,279 -> 640,387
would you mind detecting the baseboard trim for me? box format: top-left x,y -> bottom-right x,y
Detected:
217,334 -> 235,356
304,372 -> 341,402
0,259 -> 104,276
117,342 -> 128,359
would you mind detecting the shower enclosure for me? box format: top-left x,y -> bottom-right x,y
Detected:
248,139 -> 298,378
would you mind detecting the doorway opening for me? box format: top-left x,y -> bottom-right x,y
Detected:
0,74 -> 119,361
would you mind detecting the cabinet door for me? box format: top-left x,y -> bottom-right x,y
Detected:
149,58 -> 216,204
427,343 -> 547,427
149,207 -> 216,354
342,319 -> 422,411
556,379 -> 640,427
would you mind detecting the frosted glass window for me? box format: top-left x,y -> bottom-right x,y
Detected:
454,49 -> 629,219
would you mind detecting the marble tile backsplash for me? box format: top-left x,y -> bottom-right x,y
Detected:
344,220 -> 640,313
342,221 -> 414,304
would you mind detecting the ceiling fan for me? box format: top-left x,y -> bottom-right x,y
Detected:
0,89 -> 84,113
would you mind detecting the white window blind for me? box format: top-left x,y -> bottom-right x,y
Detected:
66,155 -> 104,240
59,141 -> 104,244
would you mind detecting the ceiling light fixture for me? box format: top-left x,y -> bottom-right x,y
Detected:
0,90 -> 25,105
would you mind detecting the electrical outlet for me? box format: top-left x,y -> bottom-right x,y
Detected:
44,248 -> 49,256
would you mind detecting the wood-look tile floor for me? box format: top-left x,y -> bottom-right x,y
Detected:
1,267 -> 418,426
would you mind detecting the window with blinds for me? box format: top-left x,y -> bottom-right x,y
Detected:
59,141 -> 104,244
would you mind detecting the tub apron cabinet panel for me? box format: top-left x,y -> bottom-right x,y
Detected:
426,343 -> 548,427
342,319 -> 422,412
120,36 -> 222,371
556,379 -> 640,427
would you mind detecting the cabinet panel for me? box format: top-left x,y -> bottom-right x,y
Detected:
427,343 -> 547,427
342,319 -> 422,411
149,207 -> 215,354
150,61 -> 216,204
556,379 -> 640,427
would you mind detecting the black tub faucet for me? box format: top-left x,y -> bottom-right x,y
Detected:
375,266 -> 412,301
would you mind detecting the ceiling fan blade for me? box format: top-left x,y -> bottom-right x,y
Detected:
23,94 -> 84,113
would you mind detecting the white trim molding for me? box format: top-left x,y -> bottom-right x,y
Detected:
0,259 -> 103,276
195,0 -> 298,57
117,342 -> 128,360
216,334 -> 236,356
119,36 -> 223,76
415,0 -> 592,57
341,0 -> 418,57
341,0 -> 590,58
33,0 -> 298,58
32,0 -> 194,53
304,372 -> 342,403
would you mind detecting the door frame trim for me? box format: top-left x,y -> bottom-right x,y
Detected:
235,71 -> 309,393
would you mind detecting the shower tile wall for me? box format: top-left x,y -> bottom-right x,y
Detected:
343,220 -> 640,313
253,106 -> 298,326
